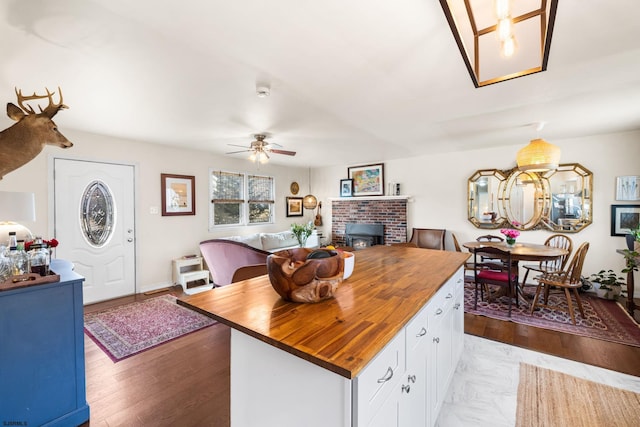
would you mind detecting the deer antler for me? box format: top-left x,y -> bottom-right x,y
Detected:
14,87 -> 68,118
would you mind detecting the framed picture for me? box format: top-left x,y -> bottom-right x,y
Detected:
616,176 -> 640,201
340,179 -> 353,197
161,173 -> 195,216
347,163 -> 385,196
610,204 -> 640,236
286,197 -> 303,217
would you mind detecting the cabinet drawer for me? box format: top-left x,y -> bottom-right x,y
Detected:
354,331 -> 405,426
406,302 -> 430,353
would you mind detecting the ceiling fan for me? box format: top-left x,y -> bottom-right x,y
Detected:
226,134 -> 296,163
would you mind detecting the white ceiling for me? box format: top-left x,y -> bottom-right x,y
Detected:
1,0 -> 639,167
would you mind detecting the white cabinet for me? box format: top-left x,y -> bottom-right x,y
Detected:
224,268 -> 464,427
365,269 -> 464,427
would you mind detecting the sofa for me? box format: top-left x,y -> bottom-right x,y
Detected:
200,230 -> 319,287
222,230 -> 319,252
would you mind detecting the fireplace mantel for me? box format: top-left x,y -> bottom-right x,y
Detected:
327,195 -> 411,202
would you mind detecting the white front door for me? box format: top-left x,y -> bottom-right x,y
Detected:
53,158 -> 136,304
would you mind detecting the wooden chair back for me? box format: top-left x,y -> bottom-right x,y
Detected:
472,245 -> 518,315
540,234 -> 573,272
542,242 -> 589,288
476,234 -> 504,242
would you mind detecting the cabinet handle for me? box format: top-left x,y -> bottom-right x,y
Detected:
435,308 -> 443,315
408,375 -> 416,383
433,337 -> 440,344
377,367 -> 394,383
454,303 -> 460,310
446,293 -> 453,299
127,238 -> 134,242
402,384 -> 411,394
416,327 -> 427,337
457,278 -> 462,284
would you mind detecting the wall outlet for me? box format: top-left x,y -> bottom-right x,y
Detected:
150,206 -> 159,215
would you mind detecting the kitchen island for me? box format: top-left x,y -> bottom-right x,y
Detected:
179,245 -> 469,427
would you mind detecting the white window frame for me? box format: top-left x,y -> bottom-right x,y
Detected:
209,169 -> 275,230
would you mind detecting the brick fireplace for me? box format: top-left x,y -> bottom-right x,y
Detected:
331,198 -> 408,247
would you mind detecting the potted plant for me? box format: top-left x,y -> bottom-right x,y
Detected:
589,269 -> 626,300
625,225 -> 640,251
291,222 -> 314,248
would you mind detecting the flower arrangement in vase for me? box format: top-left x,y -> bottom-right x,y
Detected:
291,222 -> 314,248
500,221 -> 521,246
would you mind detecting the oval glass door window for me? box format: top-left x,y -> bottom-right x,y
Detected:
81,180 -> 115,247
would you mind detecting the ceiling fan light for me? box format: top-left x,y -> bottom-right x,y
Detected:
303,194 -> 318,210
516,138 -> 561,172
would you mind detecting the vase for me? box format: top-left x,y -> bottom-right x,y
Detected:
626,234 -> 635,250
506,238 -> 516,247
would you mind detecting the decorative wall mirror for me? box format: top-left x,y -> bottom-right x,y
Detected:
467,169 -> 508,229
467,163 -> 593,233
499,169 -> 549,231
542,163 -> 593,232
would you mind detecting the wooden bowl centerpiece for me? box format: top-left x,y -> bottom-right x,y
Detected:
267,248 -> 344,303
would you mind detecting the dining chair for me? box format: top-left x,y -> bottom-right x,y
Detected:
520,234 -> 573,301
472,245 -> 519,316
452,233 -> 474,286
475,234 -> 506,268
529,242 -> 590,325
409,228 -> 446,250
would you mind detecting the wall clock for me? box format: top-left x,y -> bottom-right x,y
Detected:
290,181 -> 299,195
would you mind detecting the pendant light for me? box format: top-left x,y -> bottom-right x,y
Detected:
303,168 -> 317,210
516,123 -> 561,172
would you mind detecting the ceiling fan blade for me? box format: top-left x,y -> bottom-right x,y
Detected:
226,149 -> 251,154
270,149 -> 296,156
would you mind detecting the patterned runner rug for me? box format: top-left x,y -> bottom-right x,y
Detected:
516,363 -> 640,426
85,295 -> 216,362
464,286 -> 640,347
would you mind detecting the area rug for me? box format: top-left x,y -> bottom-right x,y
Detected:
84,295 -> 216,362
516,363 -> 640,426
464,286 -> 640,347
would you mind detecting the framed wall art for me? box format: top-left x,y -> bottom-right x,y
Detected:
286,197 -> 303,217
616,176 -> 640,201
161,173 -> 195,216
340,179 -> 353,197
610,204 -> 640,236
347,163 -> 385,196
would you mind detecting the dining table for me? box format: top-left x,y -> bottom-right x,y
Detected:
462,240 -> 569,305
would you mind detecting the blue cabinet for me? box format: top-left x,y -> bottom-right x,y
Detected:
0,259 -> 90,426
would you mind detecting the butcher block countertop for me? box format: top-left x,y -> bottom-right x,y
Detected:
178,245 -> 469,379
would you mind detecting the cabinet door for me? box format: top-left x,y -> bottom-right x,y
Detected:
399,340 -> 427,426
451,277 -> 465,362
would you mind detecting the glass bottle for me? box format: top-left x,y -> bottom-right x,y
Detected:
11,239 -> 29,276
8,231 -> 17,250
0,245 -> 11,282
29,237 -> 50,276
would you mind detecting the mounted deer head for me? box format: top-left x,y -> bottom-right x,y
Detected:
0,87 -> 72,180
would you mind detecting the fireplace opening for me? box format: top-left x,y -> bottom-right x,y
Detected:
345,223 -> 384,250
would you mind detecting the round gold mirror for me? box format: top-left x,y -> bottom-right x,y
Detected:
500,169 -> 549,230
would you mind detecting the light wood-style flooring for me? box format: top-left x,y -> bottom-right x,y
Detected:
80,288 -> 640,426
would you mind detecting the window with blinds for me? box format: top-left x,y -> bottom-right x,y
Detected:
210,170 -> 274,227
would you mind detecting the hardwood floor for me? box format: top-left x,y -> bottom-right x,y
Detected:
81,289 -> 640,426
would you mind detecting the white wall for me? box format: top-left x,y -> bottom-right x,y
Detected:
0,128 -> 313,293
312,130 -> 640,294
2,127 -> 638,296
